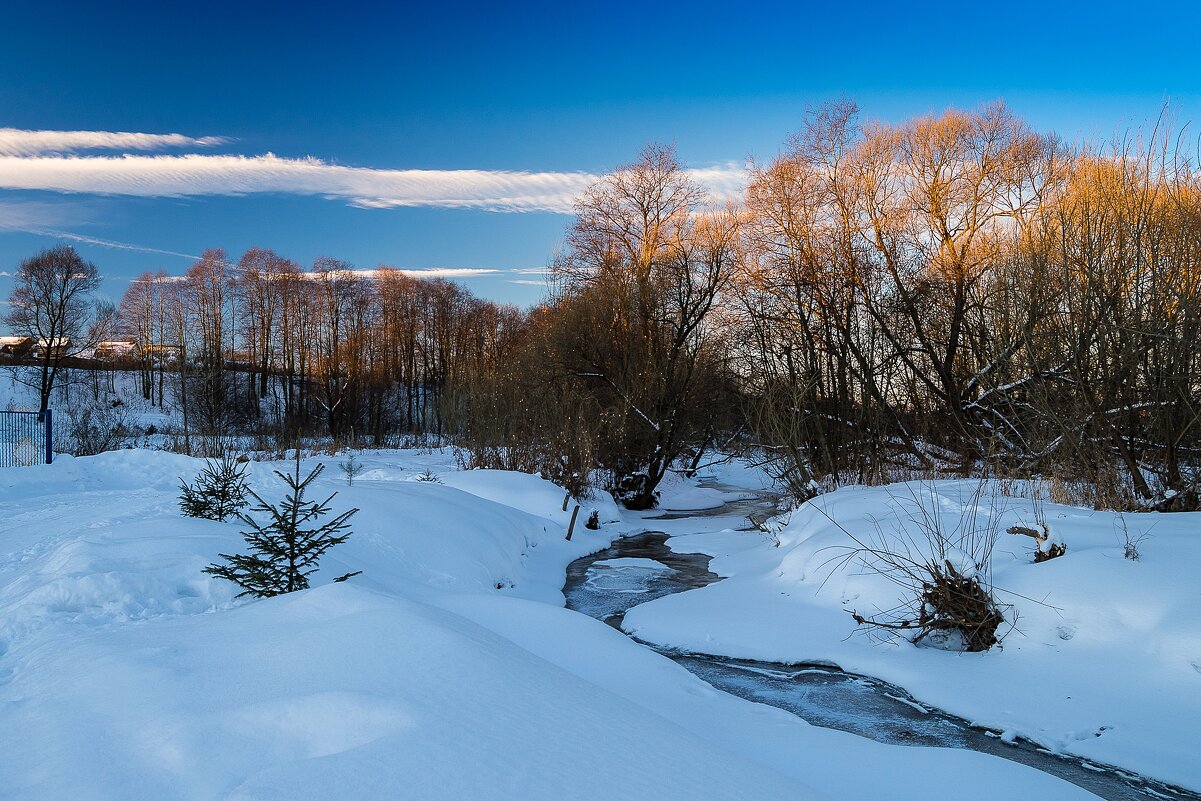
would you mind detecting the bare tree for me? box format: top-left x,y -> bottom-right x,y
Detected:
184,249 -> 236,434
3,245 -> 102,413
553,144 -> 740,508
236,247 -> 295,403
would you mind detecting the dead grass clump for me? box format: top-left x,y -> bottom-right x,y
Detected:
850,558 -> 1008,651
830,481 -> 1013,653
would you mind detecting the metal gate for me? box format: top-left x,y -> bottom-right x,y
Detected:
0,410 -> 53,467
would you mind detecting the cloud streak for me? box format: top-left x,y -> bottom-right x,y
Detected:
392,267 -> 500,278
294,267 -> 503,280
0,200 -> 205,261
35,229 -> 204,261
0,205 -> 542,282
0,145 -> 747,214
0,128 -> 227,157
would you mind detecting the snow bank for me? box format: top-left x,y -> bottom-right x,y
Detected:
652,469 -> 755,511
0,584 -> 816,801
0,453 -> 1103,800
439,467 -> 622,529
622,480 -> 1201,790
436,592 -> 1097,801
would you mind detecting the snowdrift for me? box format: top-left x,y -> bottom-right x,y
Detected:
0,453 -> 1101,800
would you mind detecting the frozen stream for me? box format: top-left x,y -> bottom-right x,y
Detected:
563,495 -> 1200,801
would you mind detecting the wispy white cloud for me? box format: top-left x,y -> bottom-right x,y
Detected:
508,279 -> 547,286
0,153 -> 604,213
688,164 -> 753,205
36,229 -> 202,261
0,128 -> 227,157
0,204 -> 553,283
392,267 -> 500,278
294,267 -> 503,280
0,129 -> 748,213
0,200 -> 203,261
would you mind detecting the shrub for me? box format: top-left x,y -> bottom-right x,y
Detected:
837,481 -> 1012,652
1115,513 -> 1152,561
65,402 -> 131,457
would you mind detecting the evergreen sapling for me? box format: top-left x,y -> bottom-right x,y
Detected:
339,451 -> 364,486
204,459 -> 359,598
179,454 -> 250,521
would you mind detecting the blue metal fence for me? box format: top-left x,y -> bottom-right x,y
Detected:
0,409 -> 53,467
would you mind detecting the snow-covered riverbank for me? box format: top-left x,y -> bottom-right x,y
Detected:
623,478 -> 1201,792
0,450 -> 1113,800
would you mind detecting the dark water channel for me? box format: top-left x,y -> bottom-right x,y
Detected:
563,500 -> 1200,801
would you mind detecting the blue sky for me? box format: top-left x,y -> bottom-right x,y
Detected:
2,0 -> 1199,307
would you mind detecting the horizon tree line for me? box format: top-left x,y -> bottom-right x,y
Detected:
5,100 -> 1200,511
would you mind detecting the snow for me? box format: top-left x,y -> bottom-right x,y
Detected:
592,556 -> 673,570
651,469 -> 757,510
0,451 -> 1105,800
0,583 -> 817,801
438,466 -> 623,530
621,479 -> 1201,791
584,558 -> 677,594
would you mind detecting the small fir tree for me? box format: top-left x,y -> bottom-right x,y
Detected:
204,459 -> 358,598
179,454 -> 250,521
339,451 -> 364,486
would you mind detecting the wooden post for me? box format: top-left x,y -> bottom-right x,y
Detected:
566,504 -> 580,541
44,408 -> 53,465
561,491 -> 571,512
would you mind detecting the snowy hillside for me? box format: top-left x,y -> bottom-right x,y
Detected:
0,450 -> 1109,801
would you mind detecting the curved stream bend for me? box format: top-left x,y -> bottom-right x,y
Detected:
564,523 -> 1200,801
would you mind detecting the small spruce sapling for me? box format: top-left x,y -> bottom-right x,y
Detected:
339,451 -> 364,486
414,469 -> 442,483
179,454 -> 250,521
204,459 -> 359,598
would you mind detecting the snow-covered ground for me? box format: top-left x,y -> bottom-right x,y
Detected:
0,449 -> 1104,800
624,478 -> 1201,791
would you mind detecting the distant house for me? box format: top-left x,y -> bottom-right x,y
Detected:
93,341 -> 138,361
142,344 -> 183,365
30,338 -> 71,359
0,336 -> 34,358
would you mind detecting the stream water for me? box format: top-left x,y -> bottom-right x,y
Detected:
562,493 -> 1200,801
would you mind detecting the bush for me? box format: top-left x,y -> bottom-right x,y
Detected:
65,402 -> 131,457
204,459 -> 358,598
838,481 -> 1011,652
1115,513 -> 1152,561
179,454 -> 250,521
